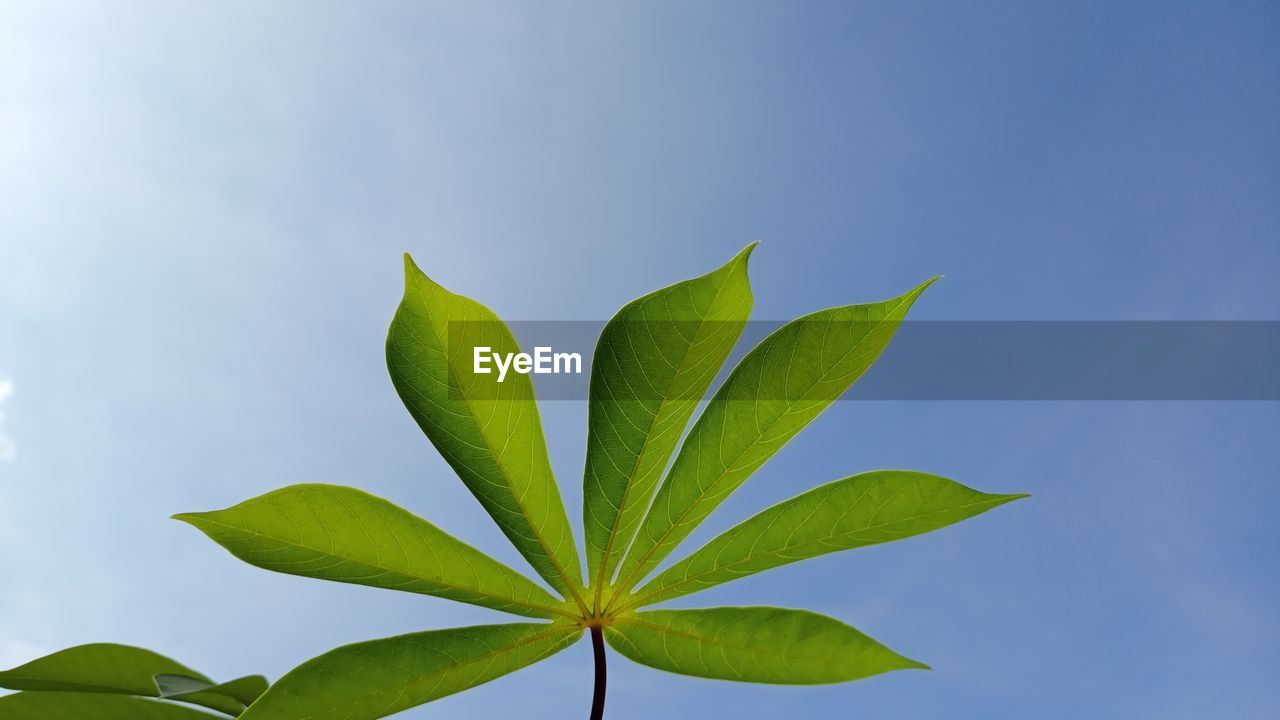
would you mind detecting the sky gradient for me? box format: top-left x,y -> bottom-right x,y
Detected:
2,2 -> 1278,718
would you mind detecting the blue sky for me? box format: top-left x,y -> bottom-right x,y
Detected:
1,1 -> 1278,718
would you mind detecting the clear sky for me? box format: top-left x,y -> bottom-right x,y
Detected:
2,2 -> 1278,718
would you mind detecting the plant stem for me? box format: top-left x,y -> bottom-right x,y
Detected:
589,626 -> 606,720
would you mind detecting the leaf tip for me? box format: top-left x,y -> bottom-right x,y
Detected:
889,275 -> 942,309
399,252 -> 449,298
402,252 -> 423,278
726,241 -> 759,273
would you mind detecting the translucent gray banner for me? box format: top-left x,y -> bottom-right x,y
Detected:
444,321 -> 1279,400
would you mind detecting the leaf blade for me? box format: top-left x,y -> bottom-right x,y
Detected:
584,245 -> 754,605
613,279 -> 936,594
0,692 -> 226,720
605,607 -> 924,684
0,643 -> 207,696
630,471 -> 1026,607
239,623 -> 580,720
175,484 -> 571,620
386,255 -> 584,604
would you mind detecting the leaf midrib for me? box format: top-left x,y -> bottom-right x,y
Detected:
0,677 -> 160,696
622,495 -> 1014,610
186,514 -> 575,620
611,617 -> 863,668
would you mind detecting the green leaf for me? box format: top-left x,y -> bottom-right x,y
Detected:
156,674 -> 270,716
187,676 -> 269,707
386,254 -> 585,607
239,623 -> 580,720
0,692 -> 225,719
584,245 -> 755,606
629,471 -> 1027,608
175,484 -> 572,620
613,279 -> 936,594
605,607 -> 925,684
0,643 -> 208,696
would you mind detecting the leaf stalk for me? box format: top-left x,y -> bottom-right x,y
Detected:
589,626 -> 606,720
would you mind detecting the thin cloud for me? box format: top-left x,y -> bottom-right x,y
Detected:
0,379 -> 14,462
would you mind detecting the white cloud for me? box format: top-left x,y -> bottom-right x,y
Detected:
0,379 -> 14,462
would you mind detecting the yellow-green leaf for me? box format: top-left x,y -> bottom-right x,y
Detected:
584,245 -> 754,607
175,484 -> 571,620
606,607 -> 925,683
386,255 -> 584,606
629,471 -> 1026,608
239,623 -> 581,720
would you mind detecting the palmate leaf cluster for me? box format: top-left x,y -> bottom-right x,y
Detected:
0,643 -> 267,718
171,246 -> 1023,718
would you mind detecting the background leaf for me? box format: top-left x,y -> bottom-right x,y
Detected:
190,676 -> 269,707
613,279 -> 936,594
156,674 -> 270,716
239,623 -> 580,720
583,245 -> 754,608
629,471 -> 1026,607
176,484 -> 571,620
0,643 -> 207,696
386,254 -> 584,606
0,692 -> 225,719
605,607 -> 925,683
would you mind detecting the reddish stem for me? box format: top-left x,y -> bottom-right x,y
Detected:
589,626 -> 606,720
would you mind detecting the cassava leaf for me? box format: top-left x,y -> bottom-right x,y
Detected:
175,484 -> 572,620
628,471 -> 1027,608
584,245 -> 755,606
605,607 -> 925,684
613,279 -> 936,594
0,643 -> 208,696
238,623 -> 581,720
386,254 -> 585,606
0,692 -> 225,719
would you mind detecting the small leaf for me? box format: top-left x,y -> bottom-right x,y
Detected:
606,607 -> 925,683
152,675 -> 244,716
584,245 -> 755,605
0,643 -> 207,696
156,674 -> 269,717
198,676 -> 269,707
175,484 -> 571,620
629,471 -> 1026,607
614,279 -> 936,593
239,623 -> 580,720
0,692 -> 224,719
386,254 -> 584,606
154,675 -> 217,697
